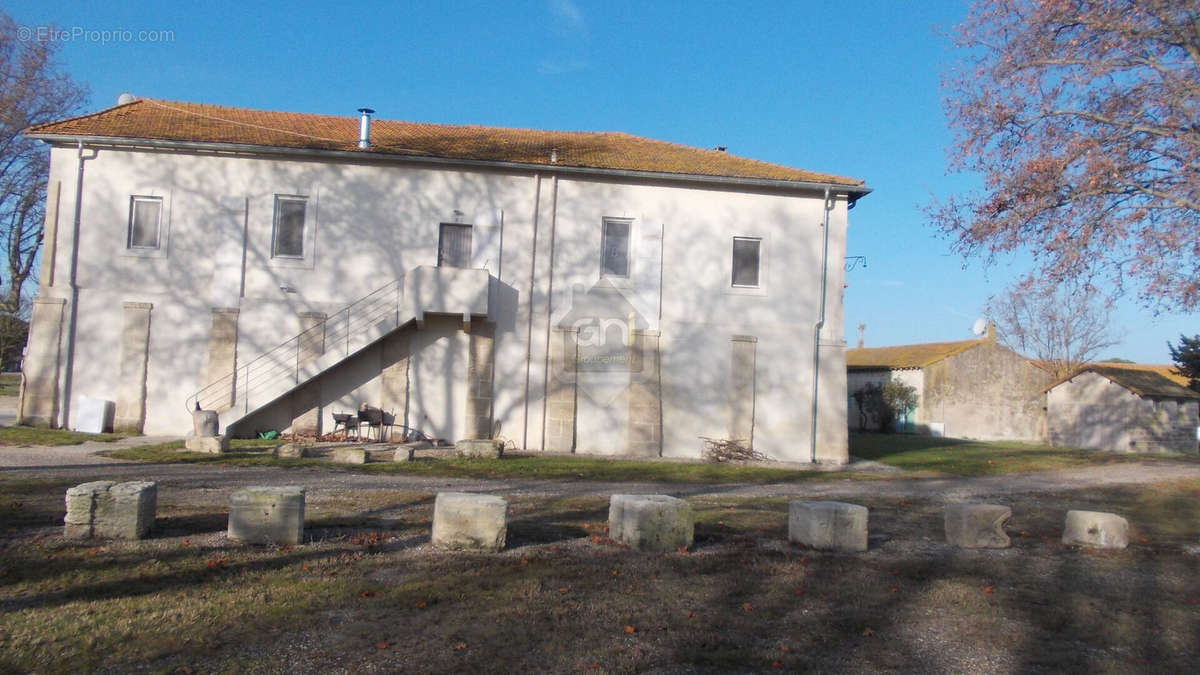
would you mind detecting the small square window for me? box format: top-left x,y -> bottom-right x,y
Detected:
272,196 -> 307,258
601,219 -> 631,277
732,237 -> 761,287
127,196 -> 162,249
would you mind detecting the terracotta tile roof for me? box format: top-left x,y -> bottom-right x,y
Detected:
25,98 -> 868,187
846,338 -> 984,370
1045,364 -> 1200,399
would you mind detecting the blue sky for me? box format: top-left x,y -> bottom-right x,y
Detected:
8,0 -> 1193,363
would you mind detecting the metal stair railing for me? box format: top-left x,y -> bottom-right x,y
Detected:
185,279 -> 404,416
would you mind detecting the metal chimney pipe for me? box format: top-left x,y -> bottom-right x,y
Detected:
357,108 -> 375,149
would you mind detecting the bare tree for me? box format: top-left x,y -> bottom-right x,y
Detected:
0,12 -> 88,313
987,278 -> 1123,379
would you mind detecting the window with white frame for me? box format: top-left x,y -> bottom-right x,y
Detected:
731,237 -> 761,287
127,196 -> 163,249
272,195 -> 308,259
601,218 -> 631,277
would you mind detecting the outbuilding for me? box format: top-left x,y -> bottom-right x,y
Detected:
846,324 -> 1052,441
1045,364 -> 1200,454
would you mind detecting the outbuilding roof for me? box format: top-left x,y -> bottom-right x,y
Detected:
25,98 -> 869,190
846,338 -> 985,370
1044,364 -> 1200,400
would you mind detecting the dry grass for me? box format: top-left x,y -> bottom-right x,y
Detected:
0,373 -> 19,397
1,477 -> 1198,672
0,426 -> 129,447
850,432 -> 1200,476
101,442 -> 878,484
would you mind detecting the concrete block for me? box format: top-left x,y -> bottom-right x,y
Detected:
274,443 -> 308,459
73,396 -> 115,433
944,503 -> 1012,548
185,435 -> 229,454
228,486 -> 305,545
455,438 -> 503,459
64,481 -> 116,538
431,492 -> 507,551
608,494 -> 694,552
192,409 -> 219,436
64,480 -> 156,540
393,440 -> 431,462
94,481 -> 157,539
331,447 -> 367,464
788,501 -> 869,552
1062,510 -> 1129,549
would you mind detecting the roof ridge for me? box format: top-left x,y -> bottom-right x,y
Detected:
848,337 -> 983,352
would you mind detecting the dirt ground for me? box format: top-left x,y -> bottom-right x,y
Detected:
2,445 -> 1199,672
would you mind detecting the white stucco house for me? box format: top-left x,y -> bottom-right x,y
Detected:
18,97 -> 870,463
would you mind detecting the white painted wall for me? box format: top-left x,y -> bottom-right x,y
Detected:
36,144 -> 853,461
847,369 -> 924,432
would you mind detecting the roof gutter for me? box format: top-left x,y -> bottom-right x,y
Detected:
25,133 -> 873,198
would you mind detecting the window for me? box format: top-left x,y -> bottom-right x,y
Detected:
601,218 -> 631,277
272,196 -> 307,258
438,223 -> 473,268
127,196 -> 163,249
731,237 -> 761,287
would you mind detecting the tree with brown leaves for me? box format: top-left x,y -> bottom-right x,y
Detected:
933,0 -> 1200,310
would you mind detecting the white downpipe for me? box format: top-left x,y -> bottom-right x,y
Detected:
538,174 -> 559,451
809,187 -> 832,463
521,173 -> 542,449
60,141 -> 92,429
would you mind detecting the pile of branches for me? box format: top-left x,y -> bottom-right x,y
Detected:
700,437 -> 764,463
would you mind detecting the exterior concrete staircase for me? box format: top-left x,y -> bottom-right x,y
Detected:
185,266 -> 491,433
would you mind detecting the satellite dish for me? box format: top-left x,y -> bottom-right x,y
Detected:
971,317 -> 988,336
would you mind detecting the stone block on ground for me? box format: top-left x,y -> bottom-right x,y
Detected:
274,443 -> 308,459
1062,510 -> 1129,549
228,486 -> 305,545
185,435 -> 229,454
788,501 -> 869,552
331,447 -> 368,464
64,480 -> 156,539
64,481 -> 116,538
944,503 -> 1012,549
608,494 -> 694,552
455,438 -> 503,459
394,440 -> 433,462
431,492 -> 507,551
94,481 -> 157,539
192,409 -> 219,436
